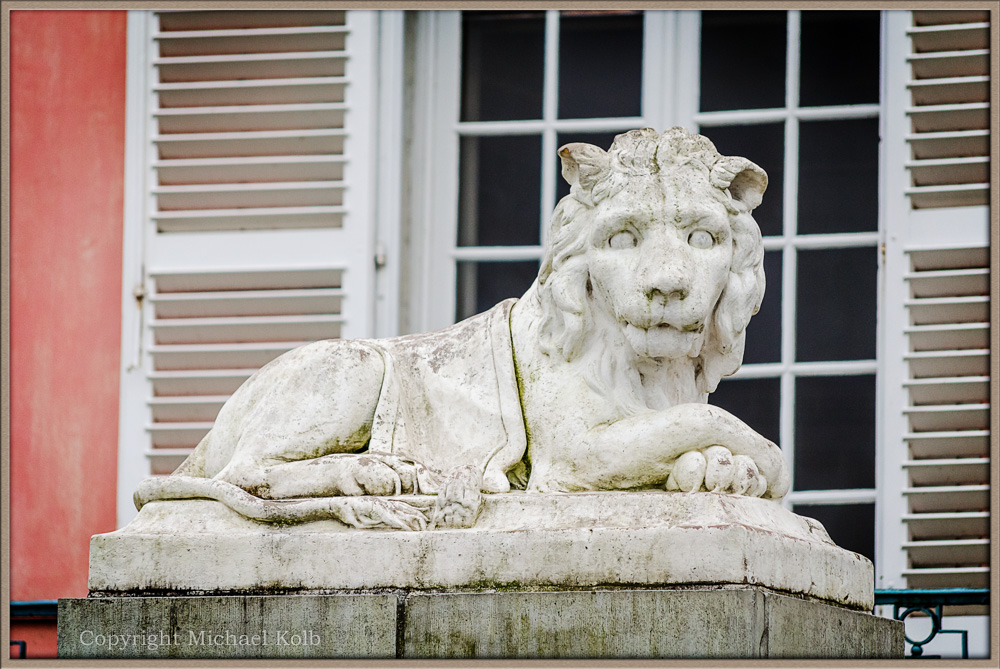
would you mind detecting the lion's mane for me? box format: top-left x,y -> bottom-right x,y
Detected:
533,127 -> 767,410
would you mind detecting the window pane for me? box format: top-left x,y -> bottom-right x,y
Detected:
800,11 -> 880,107
459,135 -> 542,247
555,131 -> 620,202
456,260 -> 540,321
700,11 -> 786,112
793,503 -> 875,562
794,375 -> 875,490
743,251 -> 782,364
796,247 -> 877,362
797,119 -> 879,234
709,377 -> 781,446
558,12 -> 643,119
702,123 -> 784,237
461,12 -> 545,122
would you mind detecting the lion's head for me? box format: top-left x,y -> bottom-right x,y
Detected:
530,127 -> 766,411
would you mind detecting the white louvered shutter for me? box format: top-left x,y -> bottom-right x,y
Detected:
117,9 -> 379,524
880,9 -> 991,599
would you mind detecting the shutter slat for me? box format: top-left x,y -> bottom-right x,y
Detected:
904,459 -> 989,486
905,431 -> 988,459
903,485 -> 989,513
903,376 -> 989,405
905,156 -> 988,187
908,49 -> 990,79
157,79 -> 347,108
903,568 -> 989,590
158,10 -> 346,31
906,129 -> 988,159
904,511 -> 989,540
155,129 -> 346,159
155,156 -> 346,186
903,540 -> 989,568
905,323 -> 989,351
907,22 -> 990,52
907,75 -> 989,106
903,405 -> 989,432
151,343 -> 306,371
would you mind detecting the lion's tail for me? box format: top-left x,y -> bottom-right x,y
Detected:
133,476 -> 434,528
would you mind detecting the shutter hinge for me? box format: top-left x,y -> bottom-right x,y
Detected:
133,283 -> 147,306
374,243 -> 388,269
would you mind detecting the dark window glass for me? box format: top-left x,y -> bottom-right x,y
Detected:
555,131 -> 621,202
702,123 -> 785,237
459,135 -> 542,247
700,11 -> 787,112
558,12 -> 643,119
794,375 -> 876,490
796,247 -> 877,362
800,11 -> 880,107
742,251 -> 782,364
709,377 -> 781,446
798,119 -> 879,234
461,12 -> 545,122
456,260 -> 540,321
793,503 -> 875,562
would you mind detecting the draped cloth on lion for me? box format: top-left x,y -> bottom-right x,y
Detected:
362,299 -> 526,493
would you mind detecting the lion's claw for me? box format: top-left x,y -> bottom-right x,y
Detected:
667,445 -> 766,498
339,498 -> 429,531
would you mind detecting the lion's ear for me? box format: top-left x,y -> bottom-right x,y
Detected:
711,156 -> 768,212
559,143 -> 610,206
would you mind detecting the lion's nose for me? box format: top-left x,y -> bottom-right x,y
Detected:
644,263 -> 691,303
647,285 -> 689,303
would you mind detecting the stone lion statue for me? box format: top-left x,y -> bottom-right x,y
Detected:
136,127 -> 789,531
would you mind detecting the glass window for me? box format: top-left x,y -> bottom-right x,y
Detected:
700,11 -> 787,112
798,119 -> 880,234
799,11 -> 880,107
458,135 -> 542,247
558,12 -> 643,119
796,247 -> 878,362
461,12 -> 545,122
794,375 -> 877,490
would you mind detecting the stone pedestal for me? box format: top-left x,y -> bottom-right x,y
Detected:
64,491 -> 902,659
58,587 -> 903,659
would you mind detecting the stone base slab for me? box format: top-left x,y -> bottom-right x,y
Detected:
58,587 -> 903,659
90,491 -> 874,610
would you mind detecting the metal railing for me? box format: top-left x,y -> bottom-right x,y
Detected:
10,600 -> 58,660
874,588 -> 990,659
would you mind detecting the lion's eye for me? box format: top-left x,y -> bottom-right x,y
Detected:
688,230 -> 715,249
608,230 -> 638,250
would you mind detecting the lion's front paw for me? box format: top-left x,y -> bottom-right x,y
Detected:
665,445 -> 767,497
432,465 -> 484,529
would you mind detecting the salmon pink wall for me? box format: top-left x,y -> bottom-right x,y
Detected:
10,7 -> 127,619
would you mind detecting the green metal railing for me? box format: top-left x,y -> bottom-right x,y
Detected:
10,600 -> 58,659
874,588 -> 990,659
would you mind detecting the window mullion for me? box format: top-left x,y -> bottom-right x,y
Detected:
540,10 -> 560,247
779,10 -> 802,508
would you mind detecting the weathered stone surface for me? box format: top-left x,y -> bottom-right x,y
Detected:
403,588 -> 764,658
89,492 -> 874,611
57,595 -> 396,659
58,588 -> 903,659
